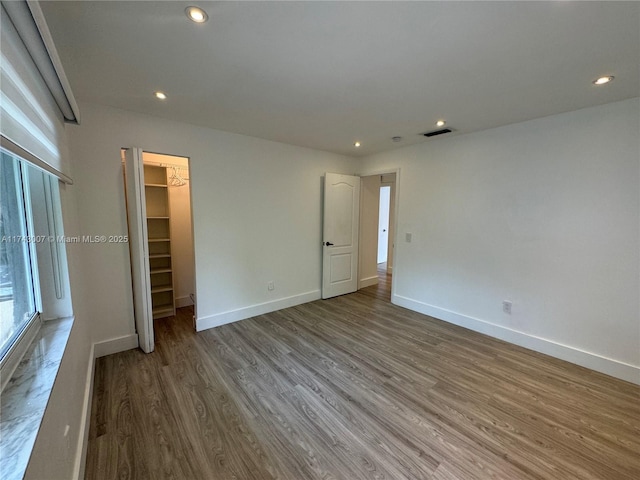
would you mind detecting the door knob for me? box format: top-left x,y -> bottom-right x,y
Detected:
325,241 -> 334,246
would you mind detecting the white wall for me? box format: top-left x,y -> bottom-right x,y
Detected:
65,102 -> 357,342
168,160 -> 194,308
358,175 -> 380,287
26,180 -> 93,480
191,128 -> 358,329
358,98 -> 640,384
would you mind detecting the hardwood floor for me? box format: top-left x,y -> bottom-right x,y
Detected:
85,274 -> 640,479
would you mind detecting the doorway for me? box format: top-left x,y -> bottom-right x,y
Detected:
377,185 -> 391,265
357,172 -> 397,293
122,149 -> 196,353
378,176 -> 396,274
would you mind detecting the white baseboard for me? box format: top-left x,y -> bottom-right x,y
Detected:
359,276 -> 379,289
175,295 -> 193,308
93,333 -> 139,358
196,290 -> 321,332
72,343 -> 95,480
393,294 -> 640,385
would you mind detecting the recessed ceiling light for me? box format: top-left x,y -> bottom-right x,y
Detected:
185,6 -> 208,23
354,142 -> 361,147
392,136 -> 402,143
593,76 -> 614,85
155,91 -> 167,100
436,120 -> 446,127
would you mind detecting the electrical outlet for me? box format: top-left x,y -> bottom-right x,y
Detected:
267,281 -> 275,291
502,300 -> 512,315
406,232 -> 412,243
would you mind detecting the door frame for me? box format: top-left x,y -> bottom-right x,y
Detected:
141,150 -> 198,325
356,167 -> 400,300
122,147 -> 198,353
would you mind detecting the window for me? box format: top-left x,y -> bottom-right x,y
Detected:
0,148 -> 73,479
0,152 -> 38,360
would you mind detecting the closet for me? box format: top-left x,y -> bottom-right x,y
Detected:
142,152 -> 195,322
123,149 -> 194,352
144,164 -> 175,319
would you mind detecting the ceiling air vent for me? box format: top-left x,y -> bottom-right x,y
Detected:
423,128 -> 452,137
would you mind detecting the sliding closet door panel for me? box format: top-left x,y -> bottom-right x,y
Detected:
124,148 -> 154,353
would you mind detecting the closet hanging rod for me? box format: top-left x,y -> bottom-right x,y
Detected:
144,162 -> 190,182
144,160 -> 189,170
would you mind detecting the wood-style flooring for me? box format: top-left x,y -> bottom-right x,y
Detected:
85,268 -> 640,479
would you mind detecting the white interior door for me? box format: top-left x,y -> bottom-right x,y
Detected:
322,173 -> 360,299
123,148 -> 154,353
377,185 -> 391,263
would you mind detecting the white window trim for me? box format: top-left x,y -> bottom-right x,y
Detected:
0,154 -> 42,391
20,158 -> 42,312
0,312 -> 40,392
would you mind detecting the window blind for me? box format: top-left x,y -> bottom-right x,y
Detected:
1,1 -> 78,183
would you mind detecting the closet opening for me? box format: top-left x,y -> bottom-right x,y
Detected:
143,152 -> 195,317
122,149 -> 196,352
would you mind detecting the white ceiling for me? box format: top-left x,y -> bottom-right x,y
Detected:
40,1 -> 639,157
